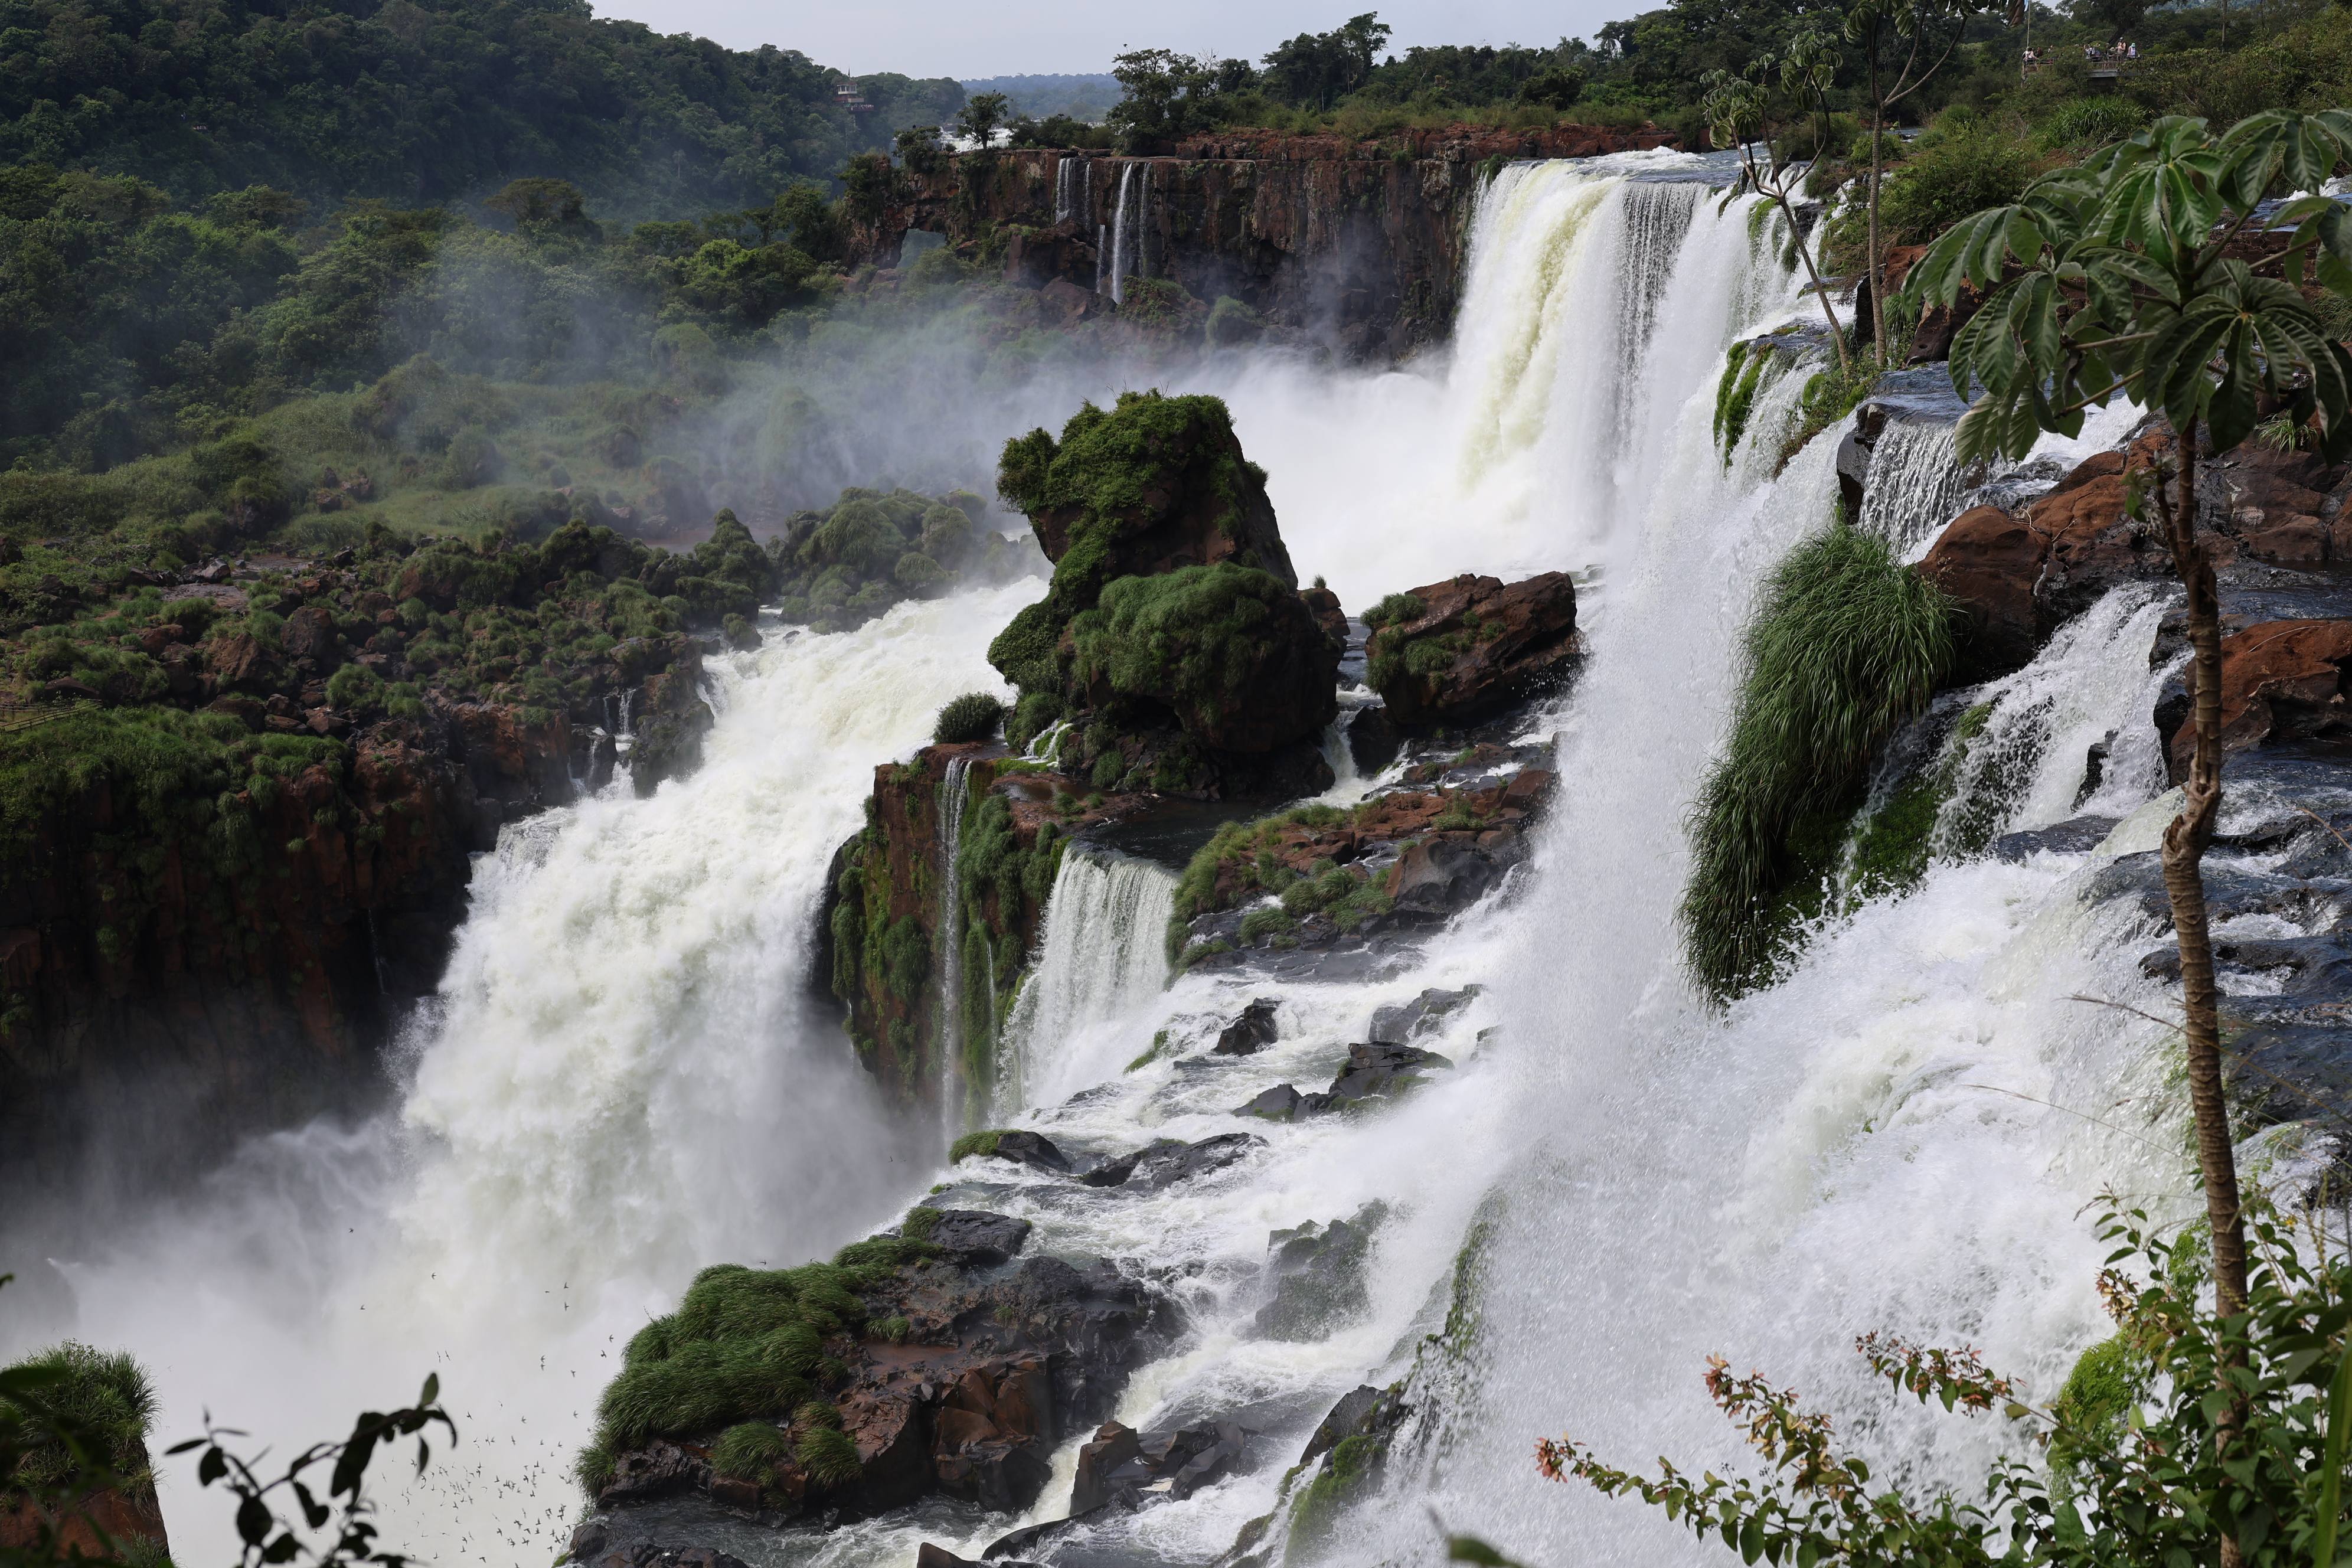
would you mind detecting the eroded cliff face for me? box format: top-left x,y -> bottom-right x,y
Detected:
856,123 -> 1675,358
0,704 -> 586,1209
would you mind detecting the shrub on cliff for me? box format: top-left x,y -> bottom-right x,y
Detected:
933,692 -> 1006,743
1678,525 -> 1955,1001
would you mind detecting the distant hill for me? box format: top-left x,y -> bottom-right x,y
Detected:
961,73 -> 1121,122
0,0 -> 964,224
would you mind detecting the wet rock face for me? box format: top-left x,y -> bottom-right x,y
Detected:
2083,756 -> 2352,1129
1256,1201 -> 1388,1340
1238,1042 -> 1453,1122
1363,572 -> 1580,730
1214,998 -> 1280,1055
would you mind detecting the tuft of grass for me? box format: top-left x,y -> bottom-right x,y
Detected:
949,1129 -> 1005,1162
933,691 -> 1006,744
795,1425 -> 863,1488
589,1262 -> 859,1455
711,1421 -> 790,1482
0,1342 -> 158,1490
1678,525 -> 1956,1001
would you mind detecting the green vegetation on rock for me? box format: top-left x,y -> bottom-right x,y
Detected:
933,692 -> 1007,744
0,1342 -> 158,1493
1679,524 -> 1956,1001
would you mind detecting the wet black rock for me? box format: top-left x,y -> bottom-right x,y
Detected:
982,1130 -> 1073,1174
1255,1202 -> 1388,1340
594,1440 -> 710,1507
1391,838 -> 1508,917
567,1518 -> 749,1568
1080,1133 -> 1265,1190
1235,1043 -> 1453,1122
924,1210 -> 1034,1266
1367,986 -> 1478,1044
1991,815 -> 2120,862
1344,704 -> 1403,775
1300,1383 -> 1410,1467
1215,998 -> 1282,1056
925,1543 -> 1039,1568
1327,1041 -> 1452,1105
1070,1420 -> 1145,1515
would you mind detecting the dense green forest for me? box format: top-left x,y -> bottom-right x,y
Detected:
0,0 -> 960,218
1099,0 -> 2352,148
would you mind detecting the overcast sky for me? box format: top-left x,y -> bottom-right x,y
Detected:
589,0 -> 1627,79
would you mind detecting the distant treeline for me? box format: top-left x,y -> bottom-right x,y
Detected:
0,0 -> 963,223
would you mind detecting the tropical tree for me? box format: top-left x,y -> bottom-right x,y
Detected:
955,90 -> 1012,151
1703,69 -> 1853,371
1845,0 -> 1985,359
1906,107 -> 2352,1560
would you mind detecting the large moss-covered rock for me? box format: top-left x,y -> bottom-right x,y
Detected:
772,488 -> 1030,634
986,392 -> 1337,795
988,391 -> 1298,695
1070,564 -> 1335,752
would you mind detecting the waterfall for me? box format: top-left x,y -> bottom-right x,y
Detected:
1107,163 -> 1133,304
1860,416 -> 1970,559
23,147 -> 2205,1568
936,754 -> 975,1129
998,849 -> 1176,1112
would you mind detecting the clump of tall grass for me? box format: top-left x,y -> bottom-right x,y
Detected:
1678,525 -> 1956,1000
0,1342 -> 159,1491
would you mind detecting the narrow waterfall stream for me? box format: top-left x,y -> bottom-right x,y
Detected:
998,850 -> 1178,1115
937,754 -> 978,1129
13,148 -> 2215,1568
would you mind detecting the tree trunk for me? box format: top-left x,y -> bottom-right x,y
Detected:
1866,39 -> 1889,364
1773,188 -> 1850,373
2154,422 -> 2250,1568
2154,421 -> 2248,1317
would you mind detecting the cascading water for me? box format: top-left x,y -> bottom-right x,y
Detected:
40,589 -> 1035,1564
1108,163 -> 1136,306
996,849 -> 1177,1113
1858,416 -> 1971,558
18,148 -> 2211,1568
937,754 -> 976,1128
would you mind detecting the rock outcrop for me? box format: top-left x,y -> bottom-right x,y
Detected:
853,125 -> 1676,359
1168,736 -> 1556,978
1361,573 -> 1579,729
573,1213 -> 1177,1553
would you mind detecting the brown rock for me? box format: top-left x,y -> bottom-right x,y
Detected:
1364,571 -> 1578,729
283,603 -> 342,666
1300,585 -> 1348,646
2171,618 -> 2352,772
1917,505 -> 2047,681
709,1476 -> 760,1510
136,622 -> 183,655
204,630 -> 282,691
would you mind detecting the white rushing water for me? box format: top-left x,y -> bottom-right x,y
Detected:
8,150 -> 2203,1568
997,850 -> 1178,1115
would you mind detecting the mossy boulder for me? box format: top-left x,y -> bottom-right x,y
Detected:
1362,571 -> 1580,730
1070,563 -> 1337,752
988,391 -> 1298,697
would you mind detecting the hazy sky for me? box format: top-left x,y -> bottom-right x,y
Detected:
589,0 -> 1626,80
